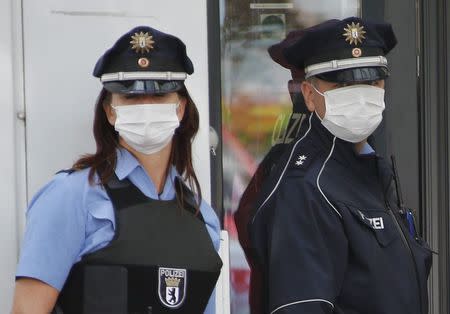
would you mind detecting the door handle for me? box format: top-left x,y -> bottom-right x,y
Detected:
209,126 -> 219,156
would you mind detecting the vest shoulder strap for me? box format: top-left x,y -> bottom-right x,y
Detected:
174,176 -> 204,223
104,173 -> 205,223
104,174 -> 149,209
55,169 -> 76,175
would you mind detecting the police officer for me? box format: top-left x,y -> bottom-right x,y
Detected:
249,17 -> 432,314
12,26 -> 222,314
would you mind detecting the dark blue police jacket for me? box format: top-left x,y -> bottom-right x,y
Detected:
249,113 -> 432,314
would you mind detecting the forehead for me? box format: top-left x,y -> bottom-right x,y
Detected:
313,77 -> 385,88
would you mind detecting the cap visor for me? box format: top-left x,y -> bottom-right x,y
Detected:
315,67 -> 389,83
103,80 -> 184,94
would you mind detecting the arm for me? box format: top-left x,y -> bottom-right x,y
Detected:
13,173 -> 87,313
200,200 -> 221,251
267,178 -> 348,314
12,278 -> 59,314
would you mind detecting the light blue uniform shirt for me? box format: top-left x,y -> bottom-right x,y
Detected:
359,142 -> 376,155
16,148 -> 220,314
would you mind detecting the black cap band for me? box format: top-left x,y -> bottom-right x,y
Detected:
315,67 -> 389,83
103,80 -> 184,94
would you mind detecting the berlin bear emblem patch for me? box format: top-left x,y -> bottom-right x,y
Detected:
158,267 -> 187,308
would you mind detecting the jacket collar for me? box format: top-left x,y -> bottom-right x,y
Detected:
307,112 -> 379,166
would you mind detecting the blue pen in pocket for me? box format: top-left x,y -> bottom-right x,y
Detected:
391,156 -> 418,238
405,209 -> 417,238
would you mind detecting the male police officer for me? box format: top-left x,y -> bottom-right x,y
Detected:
249,17 -> 432,314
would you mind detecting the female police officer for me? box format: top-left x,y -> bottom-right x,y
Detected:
249,17 -> 432,314
12,26 -> 222,314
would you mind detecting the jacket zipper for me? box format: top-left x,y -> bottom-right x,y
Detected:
385,199 -> 423,314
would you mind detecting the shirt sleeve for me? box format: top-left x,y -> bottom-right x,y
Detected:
267,177 -> 348,314
199,200 -> 221,251
16,172 -> 87,291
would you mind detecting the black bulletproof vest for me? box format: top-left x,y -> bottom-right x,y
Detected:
56,175 -> 222,314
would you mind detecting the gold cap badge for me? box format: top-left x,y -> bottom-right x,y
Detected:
343,22 -> 366,46
130,31 -> 155,54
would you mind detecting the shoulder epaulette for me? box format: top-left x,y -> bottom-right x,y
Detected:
287,143 -> 321,172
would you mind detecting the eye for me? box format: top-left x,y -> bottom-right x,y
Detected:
369,80 -> 383,86
124,94 -> 140,100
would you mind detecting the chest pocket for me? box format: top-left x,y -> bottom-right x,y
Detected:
345,204 -> 399,247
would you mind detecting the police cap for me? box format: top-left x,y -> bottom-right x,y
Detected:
283,17 -> 397,83
93,26 -> 194,94
268,29 -> 306,80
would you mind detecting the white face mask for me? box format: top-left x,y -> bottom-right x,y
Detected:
312,84 -> 385,143
113,103 -> 180,155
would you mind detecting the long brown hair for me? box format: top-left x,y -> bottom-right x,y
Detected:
72,86 -> 202,209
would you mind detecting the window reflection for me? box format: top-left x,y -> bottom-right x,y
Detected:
220,1 -> 361,313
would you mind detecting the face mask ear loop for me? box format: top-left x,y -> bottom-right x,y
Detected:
310,82 -> 325,97
175,101 -> 183,123
315,111 -> 323,121
309,82 -> 325,121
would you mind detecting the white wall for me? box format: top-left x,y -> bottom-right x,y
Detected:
0,0 -> 20,310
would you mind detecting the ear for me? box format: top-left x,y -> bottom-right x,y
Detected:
103,102 -> 116,126
300,81 -> 316,113
177,96 -> 187,121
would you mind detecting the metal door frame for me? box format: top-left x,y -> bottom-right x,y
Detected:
207,0 -> 223,220
420,0 -> 450,312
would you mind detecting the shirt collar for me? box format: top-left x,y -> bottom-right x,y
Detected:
114,148 -> 141,180
359,142 -> 376,155
114,148 -> 180,200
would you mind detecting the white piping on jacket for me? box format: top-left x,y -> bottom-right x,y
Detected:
271,298 -> 334,313
251,114 -> 313,223
316,136 -> 342,218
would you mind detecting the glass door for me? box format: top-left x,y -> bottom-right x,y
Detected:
218,1 -> 362,312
